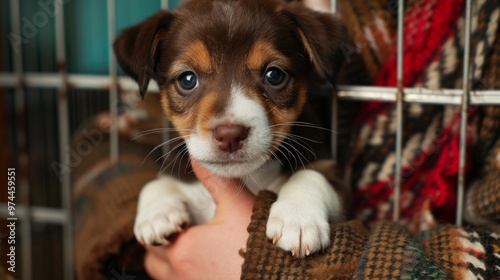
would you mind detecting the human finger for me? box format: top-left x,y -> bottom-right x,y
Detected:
144,250 -> 172,280
190,159 -> 254,207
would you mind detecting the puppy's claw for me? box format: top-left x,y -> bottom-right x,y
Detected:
136,236 -> 144,245
175,224 -> 183,232
152,240 -> 168,246
272,236 -> 278,245
291,248 -> 296,257
164,231 -> 180,241
306,246 -> 311,256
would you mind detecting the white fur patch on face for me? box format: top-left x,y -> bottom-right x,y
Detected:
186,84 -> 273,177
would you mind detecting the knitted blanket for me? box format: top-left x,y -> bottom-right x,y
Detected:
345,0 -> 500,225
242,191 -> 500,280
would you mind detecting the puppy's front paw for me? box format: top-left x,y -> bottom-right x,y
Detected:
134,197 -> 190,246
266,200 -> 330,257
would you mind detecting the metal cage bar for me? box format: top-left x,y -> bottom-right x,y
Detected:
108,0 -> 119,162
330,0 -> 337,14
54,0 -> 74,278
330,0 -> 338,161
456,0 -> 473,226
2,73 -> 500,104
393,0 -> 404,222
338,86 -> 500,105
162,0 -> 169,10
0,204 -> 65,223
160,0 -> 171,157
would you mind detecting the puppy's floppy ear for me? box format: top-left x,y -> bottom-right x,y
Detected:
113,11 -> 173,99
285,3 -> 348,85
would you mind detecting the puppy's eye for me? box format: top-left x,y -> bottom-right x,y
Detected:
177,71 -> 198,92
264,67 -> 288,87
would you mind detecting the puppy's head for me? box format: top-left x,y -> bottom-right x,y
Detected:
114,0 -> 346,177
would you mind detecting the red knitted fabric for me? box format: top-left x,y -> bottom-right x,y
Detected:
374,0 -> 464,87
353,0 -> 470,224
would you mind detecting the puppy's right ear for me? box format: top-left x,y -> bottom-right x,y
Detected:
113,11 -> 173,99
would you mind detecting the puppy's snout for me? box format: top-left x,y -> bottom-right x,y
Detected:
213,124 -> 250,153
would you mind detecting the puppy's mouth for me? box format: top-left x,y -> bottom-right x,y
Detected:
200,159 -> 252,165
194,154 -> 271,178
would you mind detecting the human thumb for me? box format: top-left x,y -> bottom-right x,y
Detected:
191,159 -> 255,213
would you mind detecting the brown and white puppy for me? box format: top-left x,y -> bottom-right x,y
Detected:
114,0 -> 350,257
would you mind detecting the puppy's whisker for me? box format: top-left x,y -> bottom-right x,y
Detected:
273,141 -> 299,170
164,145 -> 189,176
270,142 -> 292,167
142,135 -> 188,166
246,171 -> 264,191
273,131 -> 323,144
184,153 -> 193,174
155,141 -> 187,163
274,148 -> 295,174
279,140 -> 313,171
274,139 -> 316,172
271,121 -> 338,134
159,150 -> 170,177
275,135 -> 317,159
272,133 -> 317,157
267,148 -> 284,167
153,139 -> 188,162
188,158 -> 203,176
158,144 -> 188,176
270,121 -> 316,128
132,128 -> 192,140
162,147 -> 187,176
229,179 -> 246,203
176,147 -> 191,179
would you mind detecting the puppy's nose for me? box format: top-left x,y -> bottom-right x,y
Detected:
213,124 -> 249,153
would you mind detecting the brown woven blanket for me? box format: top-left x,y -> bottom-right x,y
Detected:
242,191 -> 500,280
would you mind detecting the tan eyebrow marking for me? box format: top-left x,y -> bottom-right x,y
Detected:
173,40 -> 213,74
247,40 -> 289,70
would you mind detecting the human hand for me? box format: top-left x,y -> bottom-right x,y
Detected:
144,159 -> 256,280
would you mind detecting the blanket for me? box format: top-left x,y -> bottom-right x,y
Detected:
241,191 -> 500,279
344,0 -> 500,225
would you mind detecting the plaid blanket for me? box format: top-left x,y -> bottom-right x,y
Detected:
241,191 -> 500,279
344,0 -> 500,226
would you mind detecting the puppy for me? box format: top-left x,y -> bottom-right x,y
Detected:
114,0 -> 350,257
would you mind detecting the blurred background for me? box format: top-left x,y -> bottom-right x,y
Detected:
0,1 -> 181,279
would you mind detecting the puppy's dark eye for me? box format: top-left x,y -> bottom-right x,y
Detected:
264,67 -> 288,87
177,71 -> 198,92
